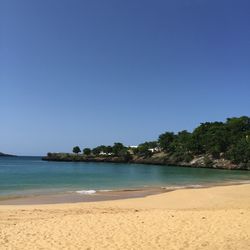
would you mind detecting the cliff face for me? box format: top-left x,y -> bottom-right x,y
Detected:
42,152 -> 250,170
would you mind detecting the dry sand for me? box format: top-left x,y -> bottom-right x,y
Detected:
1,184 -> 250,250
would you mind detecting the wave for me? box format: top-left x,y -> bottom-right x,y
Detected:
74,181 -> 250,195
75,190 -> 96,195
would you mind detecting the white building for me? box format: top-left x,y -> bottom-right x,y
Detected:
99,151 -> 113,156
148,147 -> 161,153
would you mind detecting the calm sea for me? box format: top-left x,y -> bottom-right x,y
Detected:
0,156 -> 250,197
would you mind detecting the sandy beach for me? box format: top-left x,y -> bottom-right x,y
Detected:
1,184 -> 250,250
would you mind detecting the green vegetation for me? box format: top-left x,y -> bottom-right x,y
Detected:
157,116 -> 250,165
158,132 -> 175,151
44,116 -> 250,169
112,143 -> 126,156
83,148 -> 91,156
72,146 -> 81,154
135,141 -> 158,157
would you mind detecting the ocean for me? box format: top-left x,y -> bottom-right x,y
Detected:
0,156 -> 250,199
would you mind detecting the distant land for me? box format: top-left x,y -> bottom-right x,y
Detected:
0,152 -> 15,157
43,116 -> 250,170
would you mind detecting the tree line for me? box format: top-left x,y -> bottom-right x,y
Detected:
70,116 -> 250,164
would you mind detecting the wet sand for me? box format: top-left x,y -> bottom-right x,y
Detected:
0,188 -> 167,205
0,181 -> 248,206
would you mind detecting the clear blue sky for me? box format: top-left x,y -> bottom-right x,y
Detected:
1,0 -> 250,156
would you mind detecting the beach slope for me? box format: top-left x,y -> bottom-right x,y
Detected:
1,184 -> 250,250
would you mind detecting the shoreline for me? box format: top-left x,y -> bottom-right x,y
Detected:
1,180 -> 250,206
43,155 -> 246,170
43,157 -> 250,171
0,187 -> 167,205
42,151 -> 250,170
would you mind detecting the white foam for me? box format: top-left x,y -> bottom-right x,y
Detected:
76,190 -> 96,195
162,186 -> 185,190
189,184 -> 203,188
162,184 -> 203,190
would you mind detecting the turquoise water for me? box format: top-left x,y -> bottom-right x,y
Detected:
0,156 -> 250,197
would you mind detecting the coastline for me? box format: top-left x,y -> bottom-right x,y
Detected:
1,184 -> 250,249
42,153 -> 250,170
1,180 -> 250,205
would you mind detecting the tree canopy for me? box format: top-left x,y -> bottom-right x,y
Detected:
72,146 -> 81,154
157,116 -> 250,164
83,148 -> 91,156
